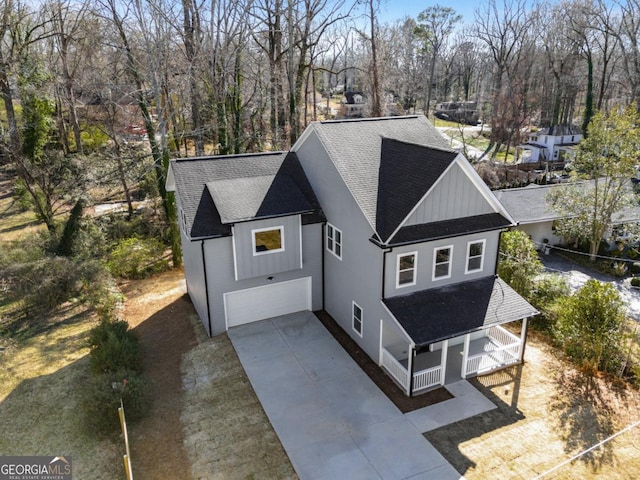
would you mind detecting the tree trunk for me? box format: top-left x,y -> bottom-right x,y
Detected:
183,0 -> 204,155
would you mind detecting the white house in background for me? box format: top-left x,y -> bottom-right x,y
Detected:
167,115 -> 539,397
515,125 -> 582,166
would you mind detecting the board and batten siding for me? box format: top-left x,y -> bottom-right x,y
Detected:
404,161 -> 494,226
384,230 -> 501,297
205,222 -> 323,336
232,215 -> 302,281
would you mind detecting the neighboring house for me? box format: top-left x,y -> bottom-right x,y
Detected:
168,115 -> 538,397
515,125 -> 582,167
341,91 -> 367,118
495,181 -> 640,249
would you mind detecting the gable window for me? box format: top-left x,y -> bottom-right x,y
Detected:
396,252 -> 417,288
327,223 -> 342,259
433,246 -> 452,280
352,302 -> 363,337
252,226 -> 284,255
466,240 -> 485,274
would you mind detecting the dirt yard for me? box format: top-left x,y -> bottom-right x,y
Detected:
127,272 -> 640,479
121,269 -> 296,479
426,331 -> 640,479
2,256 -> 638,479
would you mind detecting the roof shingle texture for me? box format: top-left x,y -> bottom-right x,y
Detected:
388,213 -> 512,245
495,180 -> 640,225
383,276 -> 539,347
376,137 -> 457,242
171,151 -> 323,239
310,116 -> 452,235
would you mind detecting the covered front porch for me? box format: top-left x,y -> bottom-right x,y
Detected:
381,322 -> 527,396
380,276 -> 538,397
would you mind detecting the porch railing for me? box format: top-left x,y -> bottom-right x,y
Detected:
413,365 -> 443,393
381,348 -> 443,394
488,325 -> 520,347
381,348 -> 410,392
465,325 -> 521,377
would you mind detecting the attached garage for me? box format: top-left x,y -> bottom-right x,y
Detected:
224,277 -> 312,328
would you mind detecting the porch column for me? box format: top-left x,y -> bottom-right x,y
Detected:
440,339 -> 449,386
406,345 -> 414,397
518,317 -> 529,363
461,333 -> 470,378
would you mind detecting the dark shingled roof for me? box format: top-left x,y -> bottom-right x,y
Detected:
170,151 -> 324,239
386,213 -> 512,246
376,138 -> 457,243
383,276 -> 539,348
309,116 -> 452,234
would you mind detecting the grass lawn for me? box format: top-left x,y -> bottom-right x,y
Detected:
0,172 -> 122,478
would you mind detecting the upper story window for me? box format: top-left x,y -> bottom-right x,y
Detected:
466,240 -> 485,274
179,208 -> 188,234
327,223 -> 342,259
252,226 -> 284,255
433,246 -> 452,280
352,302 -> 363,337
396,252 -> 417,288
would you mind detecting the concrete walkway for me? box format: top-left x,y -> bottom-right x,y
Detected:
228,311 -> 496,480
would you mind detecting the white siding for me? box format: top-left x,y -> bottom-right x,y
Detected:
404,162 -> 494,226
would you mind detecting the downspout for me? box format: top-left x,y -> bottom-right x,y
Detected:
201,240 -> 213,336
409,348 -> 415,397
322,222 -> 326,310
381,246 -> 392,299
495,228 -> 510,274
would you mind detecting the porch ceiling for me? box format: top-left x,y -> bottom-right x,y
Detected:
383,276 -> 539,349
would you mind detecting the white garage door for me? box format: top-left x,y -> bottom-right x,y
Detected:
224,277 -> 312,328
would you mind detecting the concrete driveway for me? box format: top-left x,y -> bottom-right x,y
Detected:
228,311 -> 475,480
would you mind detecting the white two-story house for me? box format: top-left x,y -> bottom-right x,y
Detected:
168,115 -> 538,396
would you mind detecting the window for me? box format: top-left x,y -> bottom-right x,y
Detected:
396,252 -> 417,287
179,208 -> 188,234
252,226 -> 284,255
466,240 -> 485,273
433,246 -> 452,280
327,223 -> 342,259
352,302 -> 363,336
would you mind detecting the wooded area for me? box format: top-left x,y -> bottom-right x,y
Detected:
1,0 -> 640,245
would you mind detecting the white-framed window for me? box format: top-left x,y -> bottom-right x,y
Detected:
466,239 -> 485,274
352,301 -> 363,337
433,245 -> 453,280
326,223 -> 342,259
179,208 -> 188,234
396,252 -> 417,288
252,226 -> 284,255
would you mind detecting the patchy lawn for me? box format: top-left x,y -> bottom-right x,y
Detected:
0,303 -> 122,479
426,332 -> 640,479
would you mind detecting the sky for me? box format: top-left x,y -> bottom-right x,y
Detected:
377,0 -> 478,25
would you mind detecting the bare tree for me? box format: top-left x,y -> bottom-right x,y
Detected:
613,0 -> 640,109
474,0 -> 535,158
47,0 -> 90,155
414,5 -> 461,116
